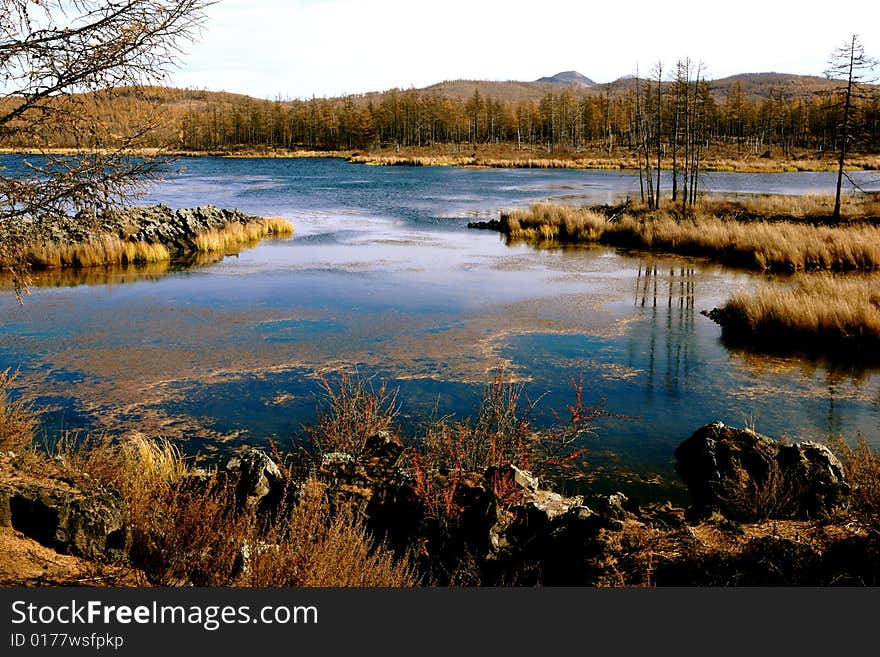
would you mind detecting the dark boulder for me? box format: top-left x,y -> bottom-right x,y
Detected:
225,447 -> 285,512
0,454 -> 127,560
674,421 -> 849,522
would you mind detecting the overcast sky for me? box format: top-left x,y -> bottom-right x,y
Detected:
170,0 -> 880,99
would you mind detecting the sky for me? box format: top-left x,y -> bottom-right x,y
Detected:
171,0 -> 880,99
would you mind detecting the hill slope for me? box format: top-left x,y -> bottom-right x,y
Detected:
536,71 -> 597,87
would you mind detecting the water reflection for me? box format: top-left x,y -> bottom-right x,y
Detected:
726,349 -> 880,439
2,157 -> 880,499
633,260 -> 698,399
2,252 -> 236,290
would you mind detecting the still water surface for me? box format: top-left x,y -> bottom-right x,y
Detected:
2,157 -> 879,498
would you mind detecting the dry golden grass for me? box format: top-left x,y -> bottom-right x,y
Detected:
25,237 -> 171,269
47,430 -> 414,586
717,275 -> 880,351
239,479 -> 416,587
346,144 -> 880,173
349,154 -> 635,170
685,193 -> 880,220
835,434 -> 880,535
193,217 -> 293,253
502,203 -> 880,272
16,217 -> 293,271
0,370 -> 39,452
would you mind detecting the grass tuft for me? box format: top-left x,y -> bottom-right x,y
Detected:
193,217 -> 293,253
715,275 -> 880,354
0,370 -> 39,452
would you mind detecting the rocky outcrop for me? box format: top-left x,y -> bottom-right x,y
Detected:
466,219 -> 503,230
2,418 -> 873,586
0,453 -> 127,560
40,204 -> 269,248
116,205 -> 259,248
225,447 -> 285,512
314,437 -> 634,585
674,421 -> 849,521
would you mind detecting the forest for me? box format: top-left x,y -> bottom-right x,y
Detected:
2,69 -> 878,160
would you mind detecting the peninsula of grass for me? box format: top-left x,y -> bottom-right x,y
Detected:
492,195 -> 880,273
706,275 -> 880,359
484,195 -> 880,358
11,207 -> 293,271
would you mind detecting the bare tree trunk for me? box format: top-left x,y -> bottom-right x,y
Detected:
634,71 -> 646,204
655,63 -> 663,209
834,35 -> 857,221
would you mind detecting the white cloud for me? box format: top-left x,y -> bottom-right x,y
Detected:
170,0 -> 880,98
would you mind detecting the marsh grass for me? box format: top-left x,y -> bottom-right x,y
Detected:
686,194 -> 880,221
192,217 -> 293,253
348,148 -> 880,174
835,434 -> 880,535
16,217 -> 293,271
501,202 -> 880,272
717,275 -> 880,353
0,370 -> 39,452
25,237 -> 171,269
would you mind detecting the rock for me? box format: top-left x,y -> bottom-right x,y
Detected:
640,501 -> 688,531
319,435 -> 410,516
588,492 -> 636,531
225,448 -> 284,511
485,464 -> 539,493
362,431 -> 404,469
467,219 -> 503,231
0,455 -> 127,560
674,421 -> 849,521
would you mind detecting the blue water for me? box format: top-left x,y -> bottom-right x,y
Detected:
2,156 -> 879,500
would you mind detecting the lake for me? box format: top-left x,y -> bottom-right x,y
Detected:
2,156 -> 879,501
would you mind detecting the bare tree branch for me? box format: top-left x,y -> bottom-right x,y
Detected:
0,0 -> 213,299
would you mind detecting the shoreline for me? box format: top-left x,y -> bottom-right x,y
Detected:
3,146 -> 878,174
5,205 -> 293,272
1,366 -> 876,587
473,198 -> 880,361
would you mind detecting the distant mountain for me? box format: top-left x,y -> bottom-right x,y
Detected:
535,71 -> 596,87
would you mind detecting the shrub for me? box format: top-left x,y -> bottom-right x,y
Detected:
408,372 -> 607,522
838,433 -> 880,535
239,479 -> 416,587
0,370 -> 39,452
305,371 -> 399,458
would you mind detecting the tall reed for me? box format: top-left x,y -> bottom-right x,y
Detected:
713,275 -> 880,352
501,203 -> 880,272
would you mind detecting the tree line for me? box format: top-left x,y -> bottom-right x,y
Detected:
169,72 -> 880,159
4,65 -> 878,163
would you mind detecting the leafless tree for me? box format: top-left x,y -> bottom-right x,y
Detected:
1,0 -> 211,297
825,33 -> 878,220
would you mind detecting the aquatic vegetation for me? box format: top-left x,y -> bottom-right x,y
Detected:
192,217 -> 294,253
14,215 -> 294,271
711,275 -> 880,353
25,237 -> 171,269
499,201 -> 880,272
